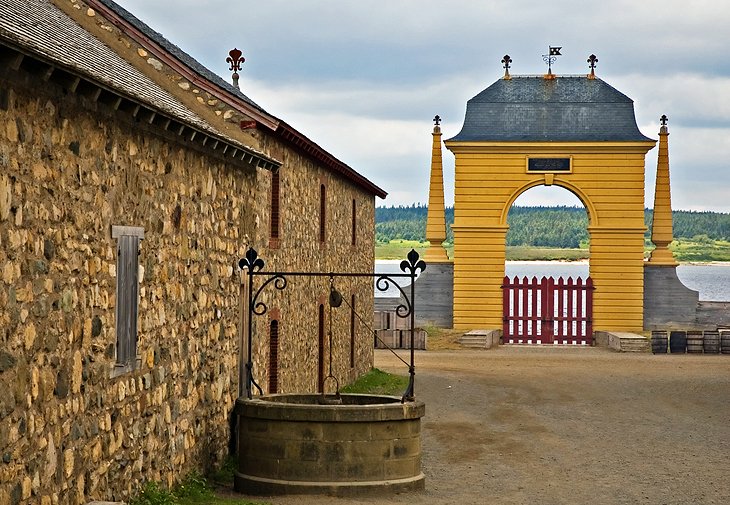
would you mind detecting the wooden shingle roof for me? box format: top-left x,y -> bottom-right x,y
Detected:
0,0 -> 387,197
0,0 -> 280,169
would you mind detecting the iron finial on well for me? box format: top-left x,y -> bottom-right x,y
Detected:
226,48 -> 245,90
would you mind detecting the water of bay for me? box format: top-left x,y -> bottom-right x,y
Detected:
374,260 -> 730,302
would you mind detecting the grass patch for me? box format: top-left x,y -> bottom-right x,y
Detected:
129,472 -> 270,505
375,240 -> 428,260
341,368 -> 409,395
669,239 -> 730,262
207,456 -> 237,488
421,324 -> 465,350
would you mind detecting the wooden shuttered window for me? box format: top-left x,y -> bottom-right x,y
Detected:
318,303 -> 325,393
351,199 -> 357,246
270,169 -> 280,242
319,184 -> 326,243
269,319 -> 279,393
112,226 -> 144,370
350,294 -> 356,368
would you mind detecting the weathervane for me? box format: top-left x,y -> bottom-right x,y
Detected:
226,48 -> 245,90
542,46 -> 561,78
587,54 -> 598,79
501,54 -> 512,79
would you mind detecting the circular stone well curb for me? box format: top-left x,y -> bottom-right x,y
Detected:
234,394 -> 425,496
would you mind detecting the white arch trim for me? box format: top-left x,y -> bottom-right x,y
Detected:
499,178 -> 598,227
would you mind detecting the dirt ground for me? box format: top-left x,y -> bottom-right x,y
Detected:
252,347 -> 730,505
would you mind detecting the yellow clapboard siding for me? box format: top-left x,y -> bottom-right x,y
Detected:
448,135 -> 655,333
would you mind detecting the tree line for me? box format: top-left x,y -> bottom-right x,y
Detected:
375,204 -> 730,247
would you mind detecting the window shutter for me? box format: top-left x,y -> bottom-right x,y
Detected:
269,319 -> 279,393
112,226 -> 143,369
319,184 -> 326,243
350,294 -> 356,368
351,199 -> 357,246
118,235 -> 139,365
270,170 -> 280,240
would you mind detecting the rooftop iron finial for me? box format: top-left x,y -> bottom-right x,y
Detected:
501,54 -> 512,79
543,46 -> 561,79
433,115 -> 441,126
660,114 -> 669,133
587,54 -> 598,79
226,48 -> 245,90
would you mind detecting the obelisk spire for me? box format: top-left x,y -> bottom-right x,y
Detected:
423,115 -> 449,263
647,115 -> 678,266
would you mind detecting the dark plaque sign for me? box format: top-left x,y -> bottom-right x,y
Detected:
527,157 -> 571,172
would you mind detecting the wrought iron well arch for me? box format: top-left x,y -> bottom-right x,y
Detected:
238,247 -> 426,402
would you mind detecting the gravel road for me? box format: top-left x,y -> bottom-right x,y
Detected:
251,347 -> 730,505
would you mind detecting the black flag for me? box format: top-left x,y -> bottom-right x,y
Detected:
549,46 -> 562,56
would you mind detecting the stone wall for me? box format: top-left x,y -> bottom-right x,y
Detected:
0,57 -> 376,505
251,137 -> 376,393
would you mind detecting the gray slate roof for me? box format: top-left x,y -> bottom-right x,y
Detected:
0,0 -> 273,161
449,76 -> 653,143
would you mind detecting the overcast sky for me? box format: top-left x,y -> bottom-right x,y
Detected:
115,0 -> 730,212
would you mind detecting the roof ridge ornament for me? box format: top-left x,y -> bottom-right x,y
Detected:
543,46 -> 561,79
660,114 -> 669,133
587,54 -> 598,79
226,48 -> 245,90
501,54 -> 512,80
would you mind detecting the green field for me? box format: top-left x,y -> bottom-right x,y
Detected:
668,238 -> 730,262
376,240 -> 730,263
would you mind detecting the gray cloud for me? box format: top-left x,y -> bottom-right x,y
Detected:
116,0 -> 730,211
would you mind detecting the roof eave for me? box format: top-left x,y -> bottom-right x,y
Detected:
276,121 -> 387,199
0,38 -> 281,172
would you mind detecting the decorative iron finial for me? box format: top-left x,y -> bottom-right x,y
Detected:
433,115 -> 441,126
542,46 -> 561,78
238,247 -> 264,272
587,54 -> 598,79
660,114 -> 668,126
501,54 -> 512,79
400,249 -> 427,276
226,48 -> 245,89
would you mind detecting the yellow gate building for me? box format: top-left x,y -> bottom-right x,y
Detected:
444,71 -> 655,332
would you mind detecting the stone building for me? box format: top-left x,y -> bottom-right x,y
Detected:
0,0 -> 385,503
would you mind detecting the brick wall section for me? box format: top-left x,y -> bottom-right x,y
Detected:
0,62 -> 376,504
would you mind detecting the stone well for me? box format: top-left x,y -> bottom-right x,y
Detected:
234,394 -> 425,496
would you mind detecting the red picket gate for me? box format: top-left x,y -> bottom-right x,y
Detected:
502,276 -> 594,345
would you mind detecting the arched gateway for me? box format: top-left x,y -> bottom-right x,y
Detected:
443,67 -> 655,333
